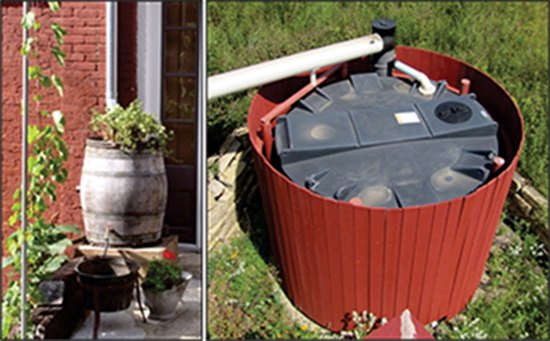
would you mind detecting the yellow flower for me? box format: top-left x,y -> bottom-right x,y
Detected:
231,250 -> 239,259
276,332 -> 281,338
301,324 -> 308,331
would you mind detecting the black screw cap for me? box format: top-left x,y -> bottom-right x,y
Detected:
435,102 -> 473,124
372,18 -> 396,37
371,18 -> 396,51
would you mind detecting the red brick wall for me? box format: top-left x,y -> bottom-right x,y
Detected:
2,2 -> 136,288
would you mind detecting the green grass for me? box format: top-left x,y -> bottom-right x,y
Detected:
207,1 -> 548,196
207,235 -> 325,339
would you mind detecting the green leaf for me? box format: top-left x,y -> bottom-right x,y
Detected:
44,182 -> 57,201
61,168 -> 68,180
2,256 -> 15,269
40,74 -> 52,88
51,23 -> 68,46
52,173 -> 63,184
12,188 -> 21,201
40,110 -> 50,117
33,20 -> 41,31
44,126 -> 53,137
4,232 -> 20,254
8,215 -> 18,227
28,125 -> 41,144
48,2 -> 60,12
52,111 -> 65,133
51,47 -> 66,67
40,255 -> 68,274
21,11 -> 36,30
28,156 -> 36,174
10,202 -> 21,214
33,94 -> 43,102
52,75 -> 64,96
21,37 -> 35,56
54,225 -> 82,235
28,65 -> 41,80
47,238 -> 72,256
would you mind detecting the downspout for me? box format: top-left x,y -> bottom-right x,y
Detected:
106,2 -> 118,109
21,3 -> 29,338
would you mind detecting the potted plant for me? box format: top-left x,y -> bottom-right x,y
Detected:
141,250 -> 193,320
79,99 -> 173,246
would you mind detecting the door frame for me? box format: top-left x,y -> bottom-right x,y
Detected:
136,1 -> 203,251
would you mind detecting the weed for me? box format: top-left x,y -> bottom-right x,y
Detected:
340,310 -> 387,339
208,158 -> 220,177
208,236 -> 326,339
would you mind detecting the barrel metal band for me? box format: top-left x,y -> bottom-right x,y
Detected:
83,212 -> 163,221
81,169 -> 165,177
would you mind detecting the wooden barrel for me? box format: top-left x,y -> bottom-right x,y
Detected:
80,138 -> 168,246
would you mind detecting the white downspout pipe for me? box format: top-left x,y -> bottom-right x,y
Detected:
106,2 -> 118,109
394,60 -> 436,96
208,34 -> 385,100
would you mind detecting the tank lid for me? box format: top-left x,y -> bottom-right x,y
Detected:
274,72 -> 499,208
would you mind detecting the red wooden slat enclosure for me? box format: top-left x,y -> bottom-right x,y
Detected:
247,46 -> 524,332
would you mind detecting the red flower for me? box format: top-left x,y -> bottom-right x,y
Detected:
163,250 -> 176,260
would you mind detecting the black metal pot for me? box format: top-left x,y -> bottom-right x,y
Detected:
75,256 -> 138,312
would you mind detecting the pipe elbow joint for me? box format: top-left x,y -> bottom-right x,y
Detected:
417,75 -> 437,96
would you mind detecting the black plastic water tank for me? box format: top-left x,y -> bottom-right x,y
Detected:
274,73 -> 499,208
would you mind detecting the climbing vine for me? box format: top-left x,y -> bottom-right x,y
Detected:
2,2 -> 79,338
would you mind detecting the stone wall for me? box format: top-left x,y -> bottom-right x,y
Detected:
508,172 -> 548,250
207,126 -> 257,251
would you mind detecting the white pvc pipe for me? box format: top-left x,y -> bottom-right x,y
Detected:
21,4 -> 29,338
197,0 -> 206,254
394,60 -> 436,96
106,2 -> 118,109
208,34 -> 384,100
198,2 -> 207,339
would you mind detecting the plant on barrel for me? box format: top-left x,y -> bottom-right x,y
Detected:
141,250 -> 192,321
90,99 -> 173,154
80,100 -> 173,246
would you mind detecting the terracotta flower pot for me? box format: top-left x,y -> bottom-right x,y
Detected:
142,271 -> 193,321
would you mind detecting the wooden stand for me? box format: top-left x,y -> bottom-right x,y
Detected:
76,235 -> 179,278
